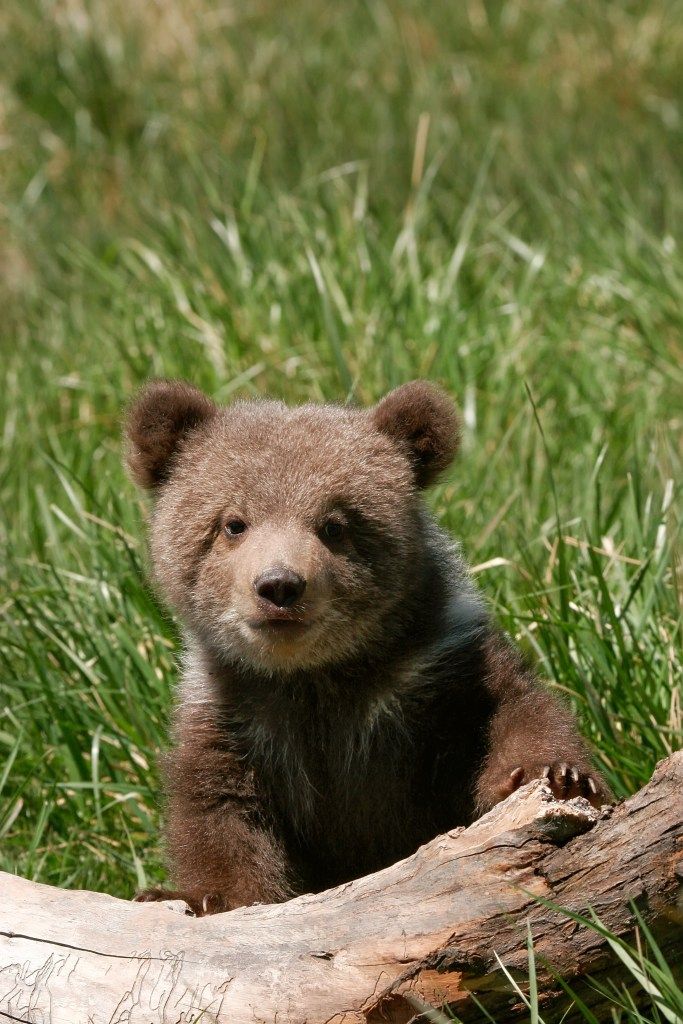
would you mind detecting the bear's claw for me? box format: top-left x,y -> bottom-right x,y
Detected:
506,762 -> 605,807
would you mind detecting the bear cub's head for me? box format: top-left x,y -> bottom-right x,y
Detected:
125,380 -> 459,674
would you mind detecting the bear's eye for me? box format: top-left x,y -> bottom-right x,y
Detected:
320,519 -> 346,543
224,519 -> 247,538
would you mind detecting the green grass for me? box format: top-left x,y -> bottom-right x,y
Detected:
472,907 -> 683,1024
0,0 -> 681,1014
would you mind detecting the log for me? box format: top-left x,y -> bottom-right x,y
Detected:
0,752 -> 680,1024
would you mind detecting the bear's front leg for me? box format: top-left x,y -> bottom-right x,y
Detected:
474,632 -> 612,813
134,797 -> 291,916
135,711 -> 293,916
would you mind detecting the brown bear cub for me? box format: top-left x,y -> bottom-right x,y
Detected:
126,379 -> 610,916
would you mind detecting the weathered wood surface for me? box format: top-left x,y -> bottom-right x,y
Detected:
0,752 -> 680,1024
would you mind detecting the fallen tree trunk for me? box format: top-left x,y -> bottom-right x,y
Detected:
0,752 -> 680,1024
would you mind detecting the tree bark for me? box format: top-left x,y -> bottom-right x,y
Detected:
0,752 -> 680,1024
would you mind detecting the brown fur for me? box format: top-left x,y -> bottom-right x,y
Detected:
125,379 -> 611,915
372,380 -> 460,488
126,379 -> 216,489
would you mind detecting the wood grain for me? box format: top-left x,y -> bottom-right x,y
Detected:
0,752 -> 680,1024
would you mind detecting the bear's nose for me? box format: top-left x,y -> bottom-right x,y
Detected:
254,568 -> 307,609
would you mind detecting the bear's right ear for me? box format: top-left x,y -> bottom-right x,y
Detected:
125,379 -> 217,489
371,380 -> 460,488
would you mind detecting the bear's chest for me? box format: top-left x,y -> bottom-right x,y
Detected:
242,700 -> 440,885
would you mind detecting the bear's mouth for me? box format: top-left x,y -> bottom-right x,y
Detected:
247,617 -> 314,636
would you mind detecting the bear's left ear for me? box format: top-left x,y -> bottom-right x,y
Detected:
125,379 -> 217,489
371,380 -> 460,488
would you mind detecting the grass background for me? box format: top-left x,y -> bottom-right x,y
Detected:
0,0 -> 681,1009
